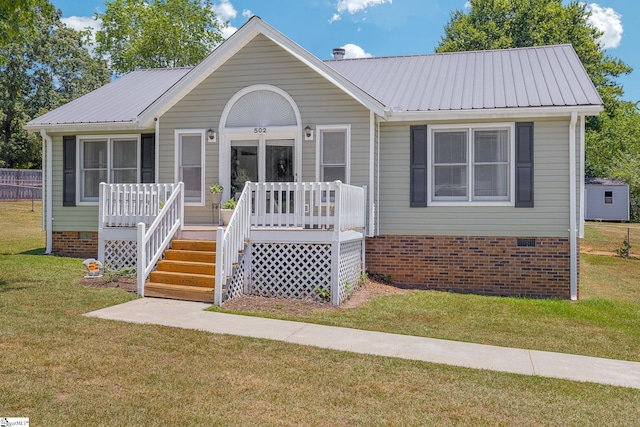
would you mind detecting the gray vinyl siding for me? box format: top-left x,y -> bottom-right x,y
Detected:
49,130 -> 153,232
378,117 -> 574,237
160,34 -> 371,225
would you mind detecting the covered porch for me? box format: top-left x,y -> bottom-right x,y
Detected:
98,181 -> 367,306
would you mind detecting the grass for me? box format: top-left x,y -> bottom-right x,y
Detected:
583,221 -> 640,256
1,201 -> 639,425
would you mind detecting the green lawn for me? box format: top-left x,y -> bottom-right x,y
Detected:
1,201 -> 639,425
583,221 -> 640,256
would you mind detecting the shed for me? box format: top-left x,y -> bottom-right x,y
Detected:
585,178 -> 630,221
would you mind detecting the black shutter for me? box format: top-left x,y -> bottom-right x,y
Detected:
140,133 -> 155,183
515,122 -> 534,207
410,125 -> 428,207
63,135 -> 76,206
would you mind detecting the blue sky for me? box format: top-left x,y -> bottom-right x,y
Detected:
54,0 -> 640,102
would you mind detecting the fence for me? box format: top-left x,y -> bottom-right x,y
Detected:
0,169 -> 42,201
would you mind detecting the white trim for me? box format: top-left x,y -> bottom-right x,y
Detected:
154,117 -> 160,184
174,129 -> 206,206
76,134 -> 141,205
138,17 -> 385,128
219,85 -> 302,201
569,112 -> 578,301
368,110 -> 375,237
24,122 -> 144,133
579,115 -> 585,238
40,129 -> 53,254
376,118 -> 380,236
427,123 -> 515,206
315,124 -> 351,184
385,105 -> 603,122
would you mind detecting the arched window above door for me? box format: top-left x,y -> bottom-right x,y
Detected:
225,89 -> 297,128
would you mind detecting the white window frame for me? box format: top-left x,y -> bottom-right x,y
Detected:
175,129 -> 206,206
315,124 -> 351,184
76,134 -> 141,205
427,123 -> 515,206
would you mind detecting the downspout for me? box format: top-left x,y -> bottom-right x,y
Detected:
369,111 -> 375,237
579,115 -> 585,238
40,129 -> 53,254
569,112 -> 578,301
154,117 -> 160,183
376,119 -> 380,236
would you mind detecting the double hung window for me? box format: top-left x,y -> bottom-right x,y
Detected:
79,136 -> 139,202
317,125 -> 350,183
430,124 -> 513,204
176,130 -> 205,205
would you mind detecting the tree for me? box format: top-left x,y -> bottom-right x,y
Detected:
95,0 -> 225,75
0,0 -> 54,48
0,7 -> 110,168
436,0 -> 631,115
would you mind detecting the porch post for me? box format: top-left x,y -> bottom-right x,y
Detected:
136,222 -> 146,296
98,183 -> 105,262
330,182 -> 341,306
214,227 -> 224,305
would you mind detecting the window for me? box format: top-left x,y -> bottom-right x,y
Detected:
175,130 -> 205,205
604,190 -> 613,204
79,136 -> 140,202
429,124 -> 514,204
317,125 -> 350,183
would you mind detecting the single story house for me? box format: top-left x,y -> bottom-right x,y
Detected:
26,16 -> 602,303
585,178 -> 630,221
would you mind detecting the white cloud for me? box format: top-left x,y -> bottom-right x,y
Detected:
587,3 -> 623,49
61,16 -> 102,53
342,43 -> 372,59
242,9 -> 254,19
212,0 -> 237,21
464,1 -> 471,9
330,0 -> 392,23
212,0 -> 238,39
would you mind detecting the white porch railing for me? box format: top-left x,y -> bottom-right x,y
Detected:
99,183 -> 179,228
214,181 -> 366,305
136,182 -> 184,295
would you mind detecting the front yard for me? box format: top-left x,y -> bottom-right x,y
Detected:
1,201 -> 638,425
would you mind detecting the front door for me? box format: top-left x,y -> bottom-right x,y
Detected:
230,137 -> 295,196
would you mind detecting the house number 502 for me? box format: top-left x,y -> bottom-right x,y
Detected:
254,127 -> 267,133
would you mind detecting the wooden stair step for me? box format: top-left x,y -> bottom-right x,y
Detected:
157,259 -> 215,276
148,271 -> 215,288
144,282 -> 214,303
171,239 -> 216,252
163,249 -> 215,263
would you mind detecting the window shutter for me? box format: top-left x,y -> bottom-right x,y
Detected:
63,135 -> 76,206
515,122 -> 534,207
410,125 -> 428,207
140,133 -> 155,183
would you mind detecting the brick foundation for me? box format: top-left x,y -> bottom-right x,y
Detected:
52,231 -> 98,258
366,235 -> 576,299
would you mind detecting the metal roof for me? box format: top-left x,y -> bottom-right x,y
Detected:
585,178 -> 628,186
325,44 -> 602,111
27,67 -> 191,126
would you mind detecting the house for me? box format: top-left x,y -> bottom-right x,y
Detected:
585,178 -> 630,221
26,16 -> 602,303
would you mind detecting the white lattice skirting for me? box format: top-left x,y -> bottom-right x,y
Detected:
225,239 -> 363,304
103,239 -> 137,270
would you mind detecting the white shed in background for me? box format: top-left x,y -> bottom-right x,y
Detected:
585,178 -> 630,221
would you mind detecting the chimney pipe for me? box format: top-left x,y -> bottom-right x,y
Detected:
332,48 -> 346,60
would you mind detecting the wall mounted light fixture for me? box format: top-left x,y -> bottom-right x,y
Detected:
304,125 -> 314,140
207,128 -> 216,142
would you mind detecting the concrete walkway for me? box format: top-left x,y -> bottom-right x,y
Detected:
86,298 -> 640,390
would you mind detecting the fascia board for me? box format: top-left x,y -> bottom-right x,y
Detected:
385,105 -> 603,122
24,121 -> 146,134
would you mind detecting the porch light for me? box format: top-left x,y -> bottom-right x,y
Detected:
207,128 -> 216,142
304,125 -> 313,140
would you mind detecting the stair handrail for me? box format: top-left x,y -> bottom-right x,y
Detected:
214,182 -> 252,305
137,182 -> 184,296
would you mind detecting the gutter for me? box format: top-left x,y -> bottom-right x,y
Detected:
40,129 -> 53,254
569,112 -> 578,301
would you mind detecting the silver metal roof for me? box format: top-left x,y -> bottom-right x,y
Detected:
585,178 -> 628,186
27,67 -> 191,126
325,44 -> 602,111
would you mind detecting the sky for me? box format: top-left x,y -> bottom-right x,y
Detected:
53,0 -> 640,102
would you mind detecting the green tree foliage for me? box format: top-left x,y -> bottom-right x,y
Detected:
95,0 -> 225,75
436,0 -> 631,115
0,7 -> 110,168
586,101 -> 640,220
0,0 -> 54,48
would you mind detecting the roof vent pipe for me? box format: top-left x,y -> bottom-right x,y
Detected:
332,48 -> 346,60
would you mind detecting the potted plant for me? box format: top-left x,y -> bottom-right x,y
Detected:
209,183 -> 223,205
220,198 -> 237,225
